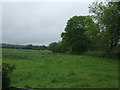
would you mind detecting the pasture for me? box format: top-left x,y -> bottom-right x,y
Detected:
2,48 -> 118,88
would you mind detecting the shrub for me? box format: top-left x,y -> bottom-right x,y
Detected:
2,63 -> 15,89
84,51 -> 119,59
48,42 -> 62,53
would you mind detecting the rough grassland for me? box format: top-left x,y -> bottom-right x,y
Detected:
2,48 -> 118,88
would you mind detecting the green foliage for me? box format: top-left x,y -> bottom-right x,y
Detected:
2,63 -> 15,89
2,43 -> 48,50
48,42 -> 60,53
48,41 -> 67,53
89,2 -> 120,52
84,50 -> 120,59
26,44 -> 33,49
61,16 -> 95,54
2,48 -> 118,88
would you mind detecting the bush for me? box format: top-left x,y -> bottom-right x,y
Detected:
48,42 -> 62,53
84,51 -> 119,59
2,63 -> 15,90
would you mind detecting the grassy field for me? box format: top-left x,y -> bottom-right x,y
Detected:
2,48 -> 118,88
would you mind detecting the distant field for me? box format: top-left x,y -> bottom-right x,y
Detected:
2,48 -> 118,88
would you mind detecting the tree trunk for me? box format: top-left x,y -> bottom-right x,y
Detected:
108,46 -> 114,53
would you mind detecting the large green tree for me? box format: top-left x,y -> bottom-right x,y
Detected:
89,2 -> 120,52
61,16 -> 95,54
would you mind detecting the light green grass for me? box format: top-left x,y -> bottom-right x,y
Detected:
2,48 -> 118,88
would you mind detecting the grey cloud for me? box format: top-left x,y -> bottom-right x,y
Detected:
2,2 -> 92,45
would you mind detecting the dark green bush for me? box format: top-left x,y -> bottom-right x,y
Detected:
84,51 -> 119,59
2,63 -> 15,90
48,42 -> 63,53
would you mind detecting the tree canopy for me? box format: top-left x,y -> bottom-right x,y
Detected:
61,16 -> 96,54
89,2 -> 120,52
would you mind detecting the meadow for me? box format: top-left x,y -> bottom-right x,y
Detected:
2,48 -> 118,88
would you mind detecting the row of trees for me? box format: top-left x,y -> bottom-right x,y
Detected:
1,43 -> 48,50
49,2 -> 119,54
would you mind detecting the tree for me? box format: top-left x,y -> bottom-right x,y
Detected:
48,42 -> 60,53
84,15 -> 100,50
61,16 -> 93,54
26,44 -> 33,49
48,41 -> 68,53
89,2 -> 120,52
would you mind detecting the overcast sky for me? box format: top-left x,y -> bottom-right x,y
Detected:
2,2 -> 92,46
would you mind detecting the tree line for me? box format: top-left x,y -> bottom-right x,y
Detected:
49,2 -> 120,54
1,43 -> 48,50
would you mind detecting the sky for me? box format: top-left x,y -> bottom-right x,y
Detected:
2,2 -> 93,46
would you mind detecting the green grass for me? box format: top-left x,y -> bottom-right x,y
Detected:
2,48 -> 118,88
